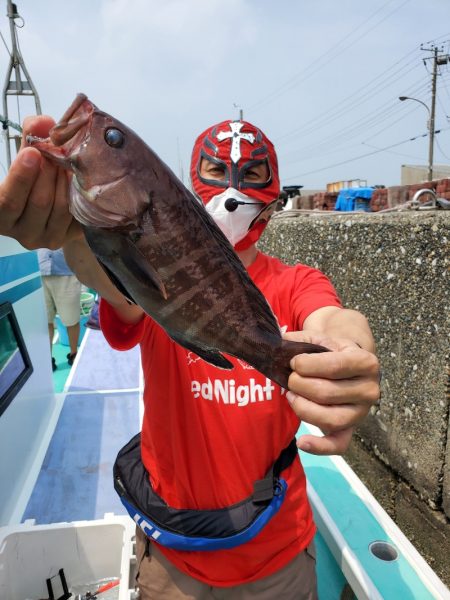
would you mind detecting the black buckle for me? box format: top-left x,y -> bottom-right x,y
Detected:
253,475 -> 274,503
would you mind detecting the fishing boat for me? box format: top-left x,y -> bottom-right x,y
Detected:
1,235 -> 449,600
1,2 -> 450,597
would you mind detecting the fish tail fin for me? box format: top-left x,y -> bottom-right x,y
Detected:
268,340 -> 330,389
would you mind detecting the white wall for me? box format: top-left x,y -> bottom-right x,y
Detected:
401,164 -> 450,185
0,237 -> 59,524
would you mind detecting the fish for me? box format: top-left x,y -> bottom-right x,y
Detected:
27,93 -> 328,388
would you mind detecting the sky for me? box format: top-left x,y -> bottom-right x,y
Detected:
0,0 -> 449,190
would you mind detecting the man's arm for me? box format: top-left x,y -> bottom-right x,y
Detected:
63,238 -> 144,325
285,306 -> 380,456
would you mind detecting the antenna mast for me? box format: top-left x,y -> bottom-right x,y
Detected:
2,0 -> 41,167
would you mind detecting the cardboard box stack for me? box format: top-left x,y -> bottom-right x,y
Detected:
313,192 -> 338,211
288,177 -> 450,212
436,178 -> 450,200
370,188 -> 388,212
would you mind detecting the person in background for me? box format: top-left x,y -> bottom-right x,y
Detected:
0,115 -> 380,599
37,247 -> 81,370
86,294 -> 100,330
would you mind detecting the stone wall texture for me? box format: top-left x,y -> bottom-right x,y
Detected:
258,210 -> 450,518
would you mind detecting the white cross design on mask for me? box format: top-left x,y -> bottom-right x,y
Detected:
216,122 -> 255,163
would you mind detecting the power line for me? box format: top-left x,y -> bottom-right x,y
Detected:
280,104 -> 419,165
437,95 -> 449,119
284,90 -> 448,173
274,36 -> 450,158
275,49 -> 422,145
277,47 -> 450,164
283,127 -> 450,181
247,0 -> 411,114
279,101 -> 414,164
439,74 -> 450,103
0,30 -> 11,56
277,77 -> 430,161
435,136 -> 450,161
279,101 -> 416,164
361,141 -> 426,161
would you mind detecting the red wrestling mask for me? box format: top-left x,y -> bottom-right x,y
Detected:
190,120 -> 280,250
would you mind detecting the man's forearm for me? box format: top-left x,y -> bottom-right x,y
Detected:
63,237 -> 144,324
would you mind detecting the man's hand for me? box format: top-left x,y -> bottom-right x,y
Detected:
0,115 -> 82,249
0,114 -> 143,324
285,330 -> 380,456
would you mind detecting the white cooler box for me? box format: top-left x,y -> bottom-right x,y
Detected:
0,515 -> 136,600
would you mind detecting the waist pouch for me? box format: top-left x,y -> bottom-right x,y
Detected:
113,433 -> 298,551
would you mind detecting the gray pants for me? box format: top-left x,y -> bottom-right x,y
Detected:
135,526 -> 318,600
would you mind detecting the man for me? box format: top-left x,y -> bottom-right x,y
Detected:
0,115 -> 379,599
37,247 -> 81,370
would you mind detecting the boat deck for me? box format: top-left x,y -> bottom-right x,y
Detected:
20,324 -> 450,600
23,329 -> 142,523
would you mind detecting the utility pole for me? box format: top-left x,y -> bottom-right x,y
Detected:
2,0 -> 41,167
421,44 -> 450,181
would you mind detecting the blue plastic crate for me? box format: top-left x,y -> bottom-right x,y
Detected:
354,197 -> 371,212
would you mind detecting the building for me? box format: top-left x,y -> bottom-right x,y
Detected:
401,164 -> 450,185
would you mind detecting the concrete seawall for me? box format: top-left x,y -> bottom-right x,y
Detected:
259,209 -> 450,579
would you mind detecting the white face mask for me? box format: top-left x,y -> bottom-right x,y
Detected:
205,187 -> 265,246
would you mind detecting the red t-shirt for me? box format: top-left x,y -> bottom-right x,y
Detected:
100,251 -> 341,586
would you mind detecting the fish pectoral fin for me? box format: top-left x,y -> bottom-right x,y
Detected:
171,335 -> 234,370
190,348 -> 234,370
98,259 -> 137,305
120,236 -> 168,300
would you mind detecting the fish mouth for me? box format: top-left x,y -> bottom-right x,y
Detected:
50,93 -> 92,146
28,94 -> 141,230
70,173 -> 134,228
27,93 -> 94,168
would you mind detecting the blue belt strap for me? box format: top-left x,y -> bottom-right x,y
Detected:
114,433 -> 297,551
121,480 -> 287,551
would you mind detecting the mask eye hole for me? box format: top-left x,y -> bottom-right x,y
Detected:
105,128 -> 124,148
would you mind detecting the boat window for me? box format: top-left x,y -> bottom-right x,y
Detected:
0,302 -> 33,417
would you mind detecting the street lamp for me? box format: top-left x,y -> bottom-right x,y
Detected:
398,95 -> 434,181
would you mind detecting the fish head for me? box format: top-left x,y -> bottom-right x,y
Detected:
27,94 -> 150,229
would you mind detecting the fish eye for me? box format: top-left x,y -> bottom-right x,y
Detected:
105,128 -> 124,148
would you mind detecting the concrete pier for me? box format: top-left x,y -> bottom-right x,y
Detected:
259,209 -> 450,584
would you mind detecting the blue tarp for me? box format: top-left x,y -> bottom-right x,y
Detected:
335,187 -> 373,211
